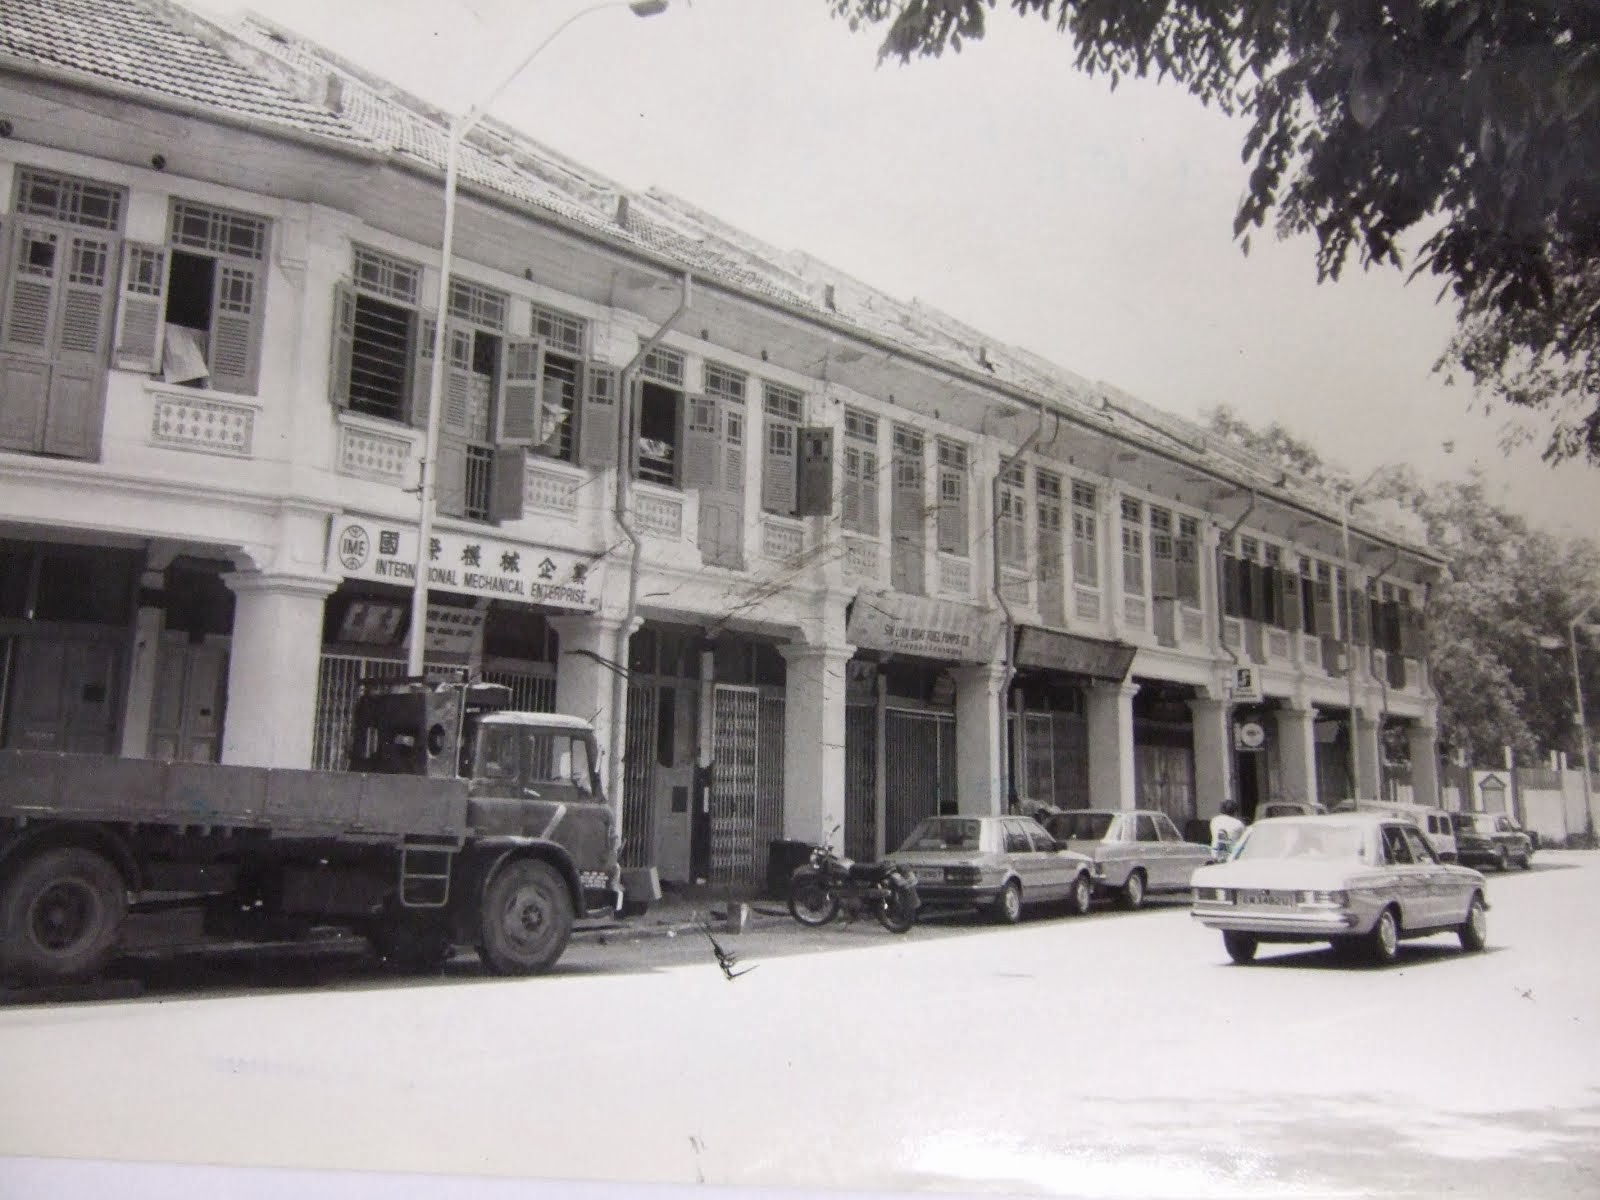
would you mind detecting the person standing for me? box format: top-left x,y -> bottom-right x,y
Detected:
1209,801 -> 1246,857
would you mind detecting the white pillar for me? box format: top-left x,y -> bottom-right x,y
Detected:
1273,702 -> 1319,808
779,642 -> 853,849
1088,679 -> 1139,811
1356,710 -> 1383,799
118,567 -> 167,759
220,568 -> 338,768
1189,695 -> 1230,818
952,661 -> 1006,815
549,612 -> 633,804
1408,721 -> 1441,808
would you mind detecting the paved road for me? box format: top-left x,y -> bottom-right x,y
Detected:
2,854 -> 1596,1200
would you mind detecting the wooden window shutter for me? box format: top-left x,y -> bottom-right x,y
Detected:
489,446 -> 526,523
2,221 -> 60,355
577,362 -> 618,470
434,434 -> 468,518
797,426 -> 834,517
496,337 -> 543,446
937,471 -> 966,554
409,311 -> 438,430
681,395 -> 719,490
762,414 -> 797,515
1280,568 -> 1303,631
722,406 -> 745,495
1151,546 -> 1177,599
208,258 -> 263,394
328,279 -> 356,409
114,241 -> 168,373
441,322 -> 474,436
858,448 -> 880,534
1350,587 -> 1370,643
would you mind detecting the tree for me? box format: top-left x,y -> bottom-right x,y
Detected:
828,0 -> 1600,465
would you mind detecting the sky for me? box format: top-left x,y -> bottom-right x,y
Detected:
198,0 -> 1599,540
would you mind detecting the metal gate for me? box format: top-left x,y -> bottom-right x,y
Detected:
884,708 -> 956,854
756,694 -> 785,876
621,682 -> 658,869
844,703 -> 877,860
712,684 -> 761,886
1018,710 -> 1090,809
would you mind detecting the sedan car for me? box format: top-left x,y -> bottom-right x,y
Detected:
1190,814 -> 1489,966
1455,811 -> 1534,871
1041,808 -> 1215,909
886,815 -> 1096,924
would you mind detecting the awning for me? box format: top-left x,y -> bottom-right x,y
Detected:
1013,626 -> 1136,681
846,591 -> 1005,663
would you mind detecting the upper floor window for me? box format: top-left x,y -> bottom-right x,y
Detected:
157,200 -> 269,394
332,246 -> 427,426
997,461 -> 1027,569
760,379 -> 802,517
1149,505 -> 1175,599
936,438 -> 968,556
1071,479 -> 1099,588
1175,515 -> 1201,605
1035,469 -> 1063,579
1120,496 -> 1145,598
841,407 -> 880,536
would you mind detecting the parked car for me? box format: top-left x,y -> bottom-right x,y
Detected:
1190,814 -> 1489,966
885,815 -> 1096,924
1455,811 -> 1534,871
1255,801 -> 1328,820
1041,809 -> 1215,909
1342,800 -> 1459,862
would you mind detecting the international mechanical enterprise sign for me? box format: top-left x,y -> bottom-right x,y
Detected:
327,517 -> 598,612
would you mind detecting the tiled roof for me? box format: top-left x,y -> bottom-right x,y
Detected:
0,0 -> 363,143
0,0 -> 1430,553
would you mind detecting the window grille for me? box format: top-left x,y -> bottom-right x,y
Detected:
844,407 -> 877,443
15,168 -> 123,230
640,345 -> 685,385
936,438 -> 968,469
447,278 -> 506,330
1071,479 -> 1096,509
1121,495 -> 1143,523
1149,506 -> 1172,534
530,304 -> 586,355
704,360 -> 748,403
353,246 -> 420,304
893,424 -> 923,456
170,200 -> 267,260
762,380 -> 803,421
1037,469 -> 1061,500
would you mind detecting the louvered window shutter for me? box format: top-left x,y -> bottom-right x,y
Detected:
1151,545 -> 1177,599
207,258 -> 263,394
328,280 -> 356,408
722,406 -> 744,495
762,415 -> 797,515
434,435 -> 468,518
797,426 -> 834,517
489,446 -> 526,523
114,241 -> 168,373
937,471 -> 966,554
858,448 -> 879,534
55,232 -> 115,362
1281,569 -> 1303,631
681,395 -> 719,490
841,448 -> 861,530
892,454 -> 923,537
441,323 -> 475,437
496,337 -> 543,446
409,311 -> 437,429
577,362 -> 618,470
3,221 -> 61,355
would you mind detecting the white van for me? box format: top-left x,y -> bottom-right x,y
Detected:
1351,800 -> 1458,862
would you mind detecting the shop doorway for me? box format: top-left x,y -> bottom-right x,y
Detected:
2,635 -> 122,753
884,707 -> 956,853
149,636 -> 228,762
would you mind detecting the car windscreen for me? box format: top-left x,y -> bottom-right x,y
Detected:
1234,822 -> 1366,861
1047,812 -> 1115,841
899,818 -> 983,853
1459,813 -> 1494,833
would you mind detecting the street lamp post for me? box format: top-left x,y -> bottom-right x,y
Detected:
1339,464 -> 1388,801
407,0 -> 669,676
1571,601 -> 1597,836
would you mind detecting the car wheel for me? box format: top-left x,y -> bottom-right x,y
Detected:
1222,931 -> 1257,964
1518,851 -> 1533,871
992,880 -> 1023,925
1121,870 -> 1146,911
1366,906 -> 1400,966
1494,847 -> 1508,872
1458,892 -> 1488,952
1066,872 -> 1093,917
0,845 -> 129,986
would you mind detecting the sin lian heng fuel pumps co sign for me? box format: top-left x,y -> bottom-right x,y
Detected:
328,518 -> 599,612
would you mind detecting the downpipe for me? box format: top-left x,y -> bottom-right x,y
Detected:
1215,490 -> 1258,810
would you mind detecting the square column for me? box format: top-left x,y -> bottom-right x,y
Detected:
1273,702 -> 1319,807
1088,680 -> 1139,811
221,569 -> 339,768
1408,721 -> 1441,807
1356,710 -> 1384,799
548,613 -> 633,806
779,643 -> 853,849
952,662 -> 1007,816
1188,695 -> 1230,818
118,571 -> 167,758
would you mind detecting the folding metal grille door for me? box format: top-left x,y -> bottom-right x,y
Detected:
479,668 -> 555,714
844,703 -> 878,860
711,684 -> 761,886
756,694 -> 786,876
621,683 -> 658,869
312,654 -> 406,771
884,708 -> 955,854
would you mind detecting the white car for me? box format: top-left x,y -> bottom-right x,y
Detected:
1190,814 -> 1488,966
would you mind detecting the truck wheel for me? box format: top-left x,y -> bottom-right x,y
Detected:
477,859 -> 573,975
0,846 -> 128,985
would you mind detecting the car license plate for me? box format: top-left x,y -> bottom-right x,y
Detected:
1240,889 -> 1291,907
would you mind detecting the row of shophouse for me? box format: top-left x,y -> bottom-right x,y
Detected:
0,0 -> 1446,889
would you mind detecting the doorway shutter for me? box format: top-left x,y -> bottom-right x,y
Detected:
577,362 -> 618,469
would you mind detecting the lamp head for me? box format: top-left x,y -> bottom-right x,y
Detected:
628,0 -> 669,14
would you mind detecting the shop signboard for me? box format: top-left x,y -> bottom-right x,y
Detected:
846,592 -> 1004,664
1013,627 -> 1136,681
327,517 -> 598,612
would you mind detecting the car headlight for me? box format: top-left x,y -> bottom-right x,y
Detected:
1297,890 -> 1348,908
1193,886 -> 1233,904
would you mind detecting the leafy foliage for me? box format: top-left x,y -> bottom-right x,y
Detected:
829,0 -> 1600,465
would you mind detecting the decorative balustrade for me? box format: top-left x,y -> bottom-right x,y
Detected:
151,392 -> 254,458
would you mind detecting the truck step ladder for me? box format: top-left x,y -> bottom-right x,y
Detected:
398,841 -> 455,908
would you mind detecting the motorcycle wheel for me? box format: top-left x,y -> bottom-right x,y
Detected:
787,872 -> 841,926
875,885 -> 918,934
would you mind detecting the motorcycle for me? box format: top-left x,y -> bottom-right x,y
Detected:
787,831 -> 919,934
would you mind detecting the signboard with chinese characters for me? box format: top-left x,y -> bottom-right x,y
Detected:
425,605 -> 486,657
845,592 -> 1004,663
326,517 -> 598,612
1013,627 -> 1137,681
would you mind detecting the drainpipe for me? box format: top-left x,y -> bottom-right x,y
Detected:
991,406 -> 1055,810
1368,545 -> 1401,800
607,272 -> 693,832
1214,491 -> 1258,811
